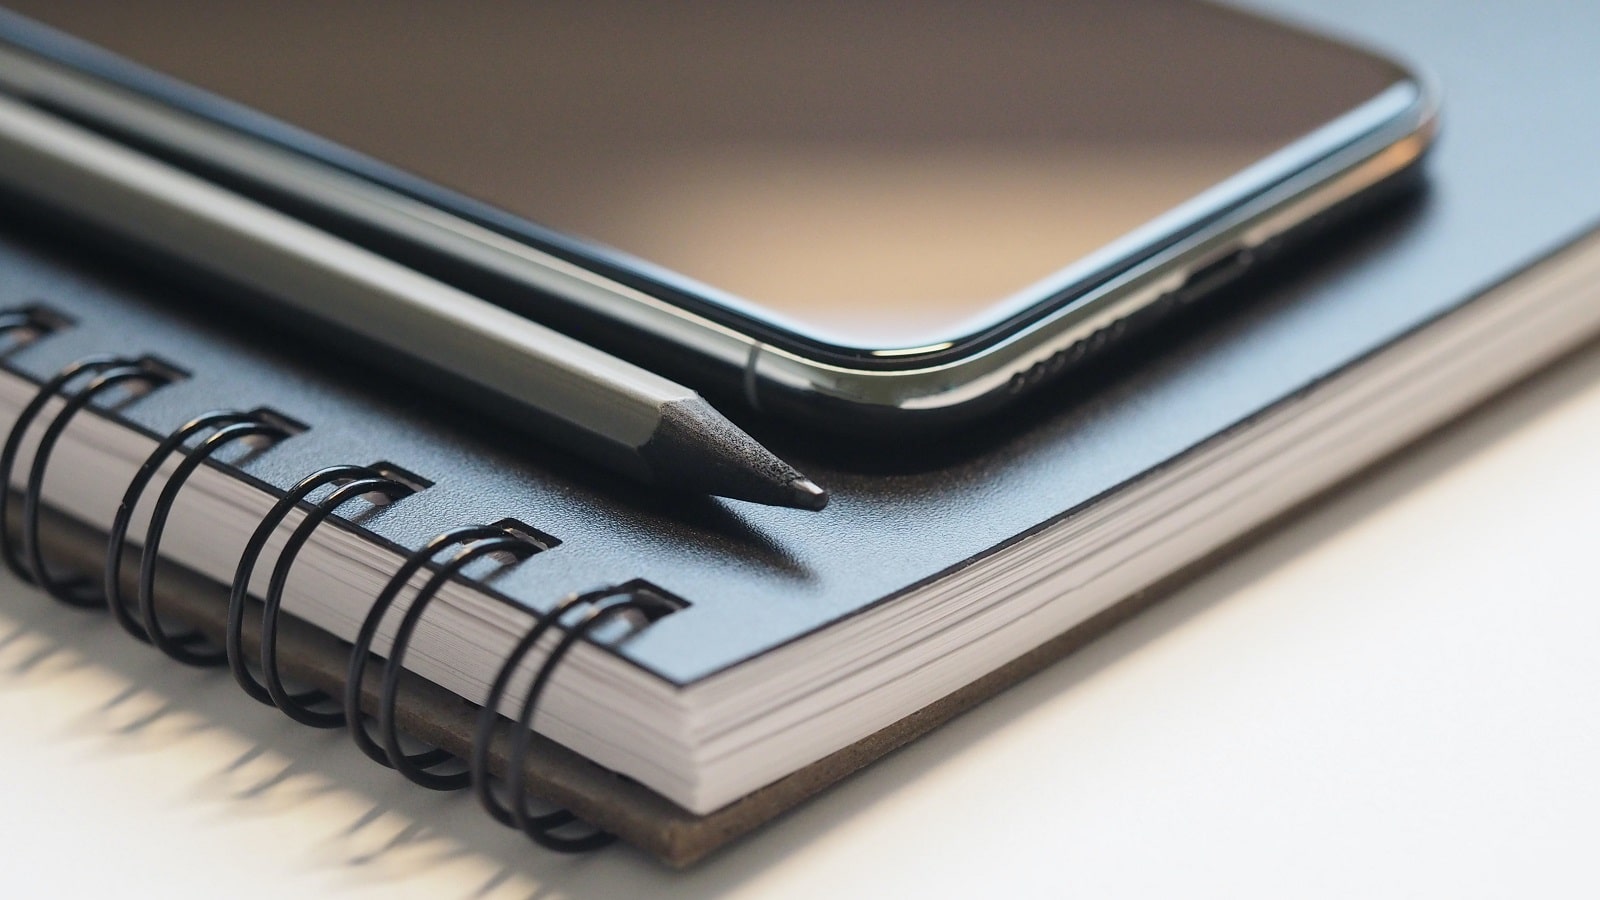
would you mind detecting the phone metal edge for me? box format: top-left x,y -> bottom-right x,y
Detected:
0,38 -> 1437,426
749,81 -> 1439,422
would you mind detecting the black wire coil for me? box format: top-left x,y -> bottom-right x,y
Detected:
228,466 -> 416,726
2,351 -> 654,856
106,410 -> 266,647
345,523 -> 532,789
0,355 -> 177,605
473,586 -> 675,852
123,412 -> 293,664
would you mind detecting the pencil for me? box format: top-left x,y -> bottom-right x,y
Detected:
0,93 -> 827,511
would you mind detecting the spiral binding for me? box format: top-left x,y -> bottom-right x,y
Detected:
259,474 -> 415,727
136,414 -> 294,665
2,345 -> 661,855
1,355 -> 179,604
470,587 -> 674,851
105,410 -> 266,646
227,464 -> 374,708
345,524 -> 530,788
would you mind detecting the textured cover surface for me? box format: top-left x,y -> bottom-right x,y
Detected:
0,0 -> 1598,867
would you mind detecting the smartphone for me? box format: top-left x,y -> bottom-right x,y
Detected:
0,2 -> 1435,429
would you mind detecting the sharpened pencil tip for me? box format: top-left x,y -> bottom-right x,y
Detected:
640,396 -> 828,509
787,477 -> 830,511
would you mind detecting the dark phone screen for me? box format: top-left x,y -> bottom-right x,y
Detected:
7,1 -> 1405,347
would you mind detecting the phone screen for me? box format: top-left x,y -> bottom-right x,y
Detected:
7,1 -> 1408,348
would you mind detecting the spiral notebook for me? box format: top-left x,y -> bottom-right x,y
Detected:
2,201 -> 1598,865
5,0 -> 1600,870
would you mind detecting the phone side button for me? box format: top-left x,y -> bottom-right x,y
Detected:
1177,245 -> 1255,303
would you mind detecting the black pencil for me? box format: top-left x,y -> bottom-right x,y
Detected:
0,94 -> 827,510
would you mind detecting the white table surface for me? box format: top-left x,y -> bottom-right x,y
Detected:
3,336 -> 1598,899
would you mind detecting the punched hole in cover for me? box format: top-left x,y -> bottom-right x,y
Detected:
488,517 -> 561,553
588,579 -> 690,630
0,304 -> 72,353
249,407 -> 309,438
85,355 -> 189,409
336,460 -> 433,508
220,407 -> 308,455
135,355 -> 191,384
369,460 -> 433,492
